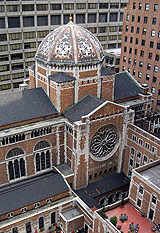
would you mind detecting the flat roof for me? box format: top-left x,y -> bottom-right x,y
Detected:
62,208 -> 82,220
105,202 -> 153,233
139,164 -> 160,189
56,163 -> 74,177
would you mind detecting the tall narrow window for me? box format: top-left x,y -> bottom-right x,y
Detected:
39,217 -> 44,230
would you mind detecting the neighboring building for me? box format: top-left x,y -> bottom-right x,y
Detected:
119,0 -> 160,111
105,48 -> 121,73
129,160 -> 160,225
0,0 -> 128,93
0,21 -> 159,233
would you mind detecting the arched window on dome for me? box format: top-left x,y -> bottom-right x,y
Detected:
34,141 -> 51,172
6,148 -> 26,181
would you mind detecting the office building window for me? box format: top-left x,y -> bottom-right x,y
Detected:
99,13 -> 107,22
133,69 -> 135,75
7,5 -> 19,12
22,4 -> 34,11
145,3 -> 149,11
76,14 -> 85,24
140,50 -> 144,57
51,4 -> 61,10
143,28 -> 147,35
126,25 -> 128,32
36,4 -> 48,11
109,13 -> 118,22
138,72 -> 142,78
151,30 -> 155,37
136,38 -> 138,44
129,48 -> 132,53
154,66 -> 158,72
99,3 -> 108,9
141,40 -> 145,46
130,37 -> 133,43
110,3 -> 119,8
37,16 -> 48,26
139,61 -> 143,67
88,3 -> 97,9
151,87 -> 156,94
138,16 -> 140,22
131,26 -> 134,33
133,59 -> 136,65
76,3 -> 86,9
154,4 -> 158,11
153,76 -> 157,83
124,46 -> 127,52
136,27 -> 139,34
150,41 -> 154,48
133,2 -> 136,9
120,13 -> 123,21
147,63 -> 151,70
125,36 -> 127,42
23,16 -> 34,27
0,18 -> 5,28
126,14 -> 129,21
134,49 -> 137,55
155,54 -> 159,61
88,14 -> 96,23
63,3 -> 74,10
132,15 -> 135,22
139,3 -> 142,10
128,58 -> 131,63
144,17 -> 148,23
51,15 -> 61,25
146,74 -> 150,80
8,17 -> 20,28
148,53 -> 152,59
152,18 -> 157,25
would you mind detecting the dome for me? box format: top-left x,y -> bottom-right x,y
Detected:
36,21 -> 104,65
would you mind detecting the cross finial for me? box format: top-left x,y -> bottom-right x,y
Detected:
69,4 -> 72,21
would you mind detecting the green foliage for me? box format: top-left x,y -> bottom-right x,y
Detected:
110,215 -> 118,227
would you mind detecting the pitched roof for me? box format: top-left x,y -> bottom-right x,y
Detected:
48,72 -> 75,83
0,171 -> 69,215
75,172 -> 130,209
63,94 -> 105,122
0,87 -> 58,127
100,66 -> 116,76
114,71 -> 144,101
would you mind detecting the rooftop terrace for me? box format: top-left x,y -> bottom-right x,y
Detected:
106,202 -> 154,233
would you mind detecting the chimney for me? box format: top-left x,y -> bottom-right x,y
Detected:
141,83 -> 149,95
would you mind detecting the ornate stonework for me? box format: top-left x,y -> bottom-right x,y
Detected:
36,21 -> 104,65
90,124 -> 121,161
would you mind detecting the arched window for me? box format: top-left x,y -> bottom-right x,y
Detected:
39,217 -> 44,230
51,212 -> 55,224
12,227 -> 18,233
7,148 -> 26,181
26,222 -> 32,233
34,141 -> 51,172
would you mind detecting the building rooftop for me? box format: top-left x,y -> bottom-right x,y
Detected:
105,202 -> 154,233
0,87 -> 58,127
0,171 -> 69,215
62,208 -> 82,221
48,72 -> 76,83
114,71 -> 144,101
63,94 -> 105,122
75,173 -> 130,209
100,66 -> 116,76
55,163 -> 74,177
139,163 -> 160,189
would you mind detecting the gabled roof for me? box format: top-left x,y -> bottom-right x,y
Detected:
48,72 -> 76,83
114,71 -> 144,101
63,94 -> 105,122
100,66 -> 116,76
0,87 -> 58,127
75,172 -> 130,209
0,171 -> 69,215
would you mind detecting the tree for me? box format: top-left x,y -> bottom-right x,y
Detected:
110,215 -> 117,227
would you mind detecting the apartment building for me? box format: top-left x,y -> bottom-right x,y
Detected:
120,0 -> 160,111
0,0 -> 128,92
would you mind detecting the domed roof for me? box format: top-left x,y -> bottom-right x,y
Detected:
36,21 -> 104,65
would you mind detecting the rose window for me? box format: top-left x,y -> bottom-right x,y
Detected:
90,124 -> 120,160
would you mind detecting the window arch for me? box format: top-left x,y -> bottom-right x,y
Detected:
34,141 -> 51,172
39,217 -> 44,230
7,148 -> 26,181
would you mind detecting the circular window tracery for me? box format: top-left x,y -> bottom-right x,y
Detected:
90,124 -> 120,161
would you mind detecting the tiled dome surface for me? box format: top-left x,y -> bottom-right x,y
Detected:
36,21 -> 104,65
